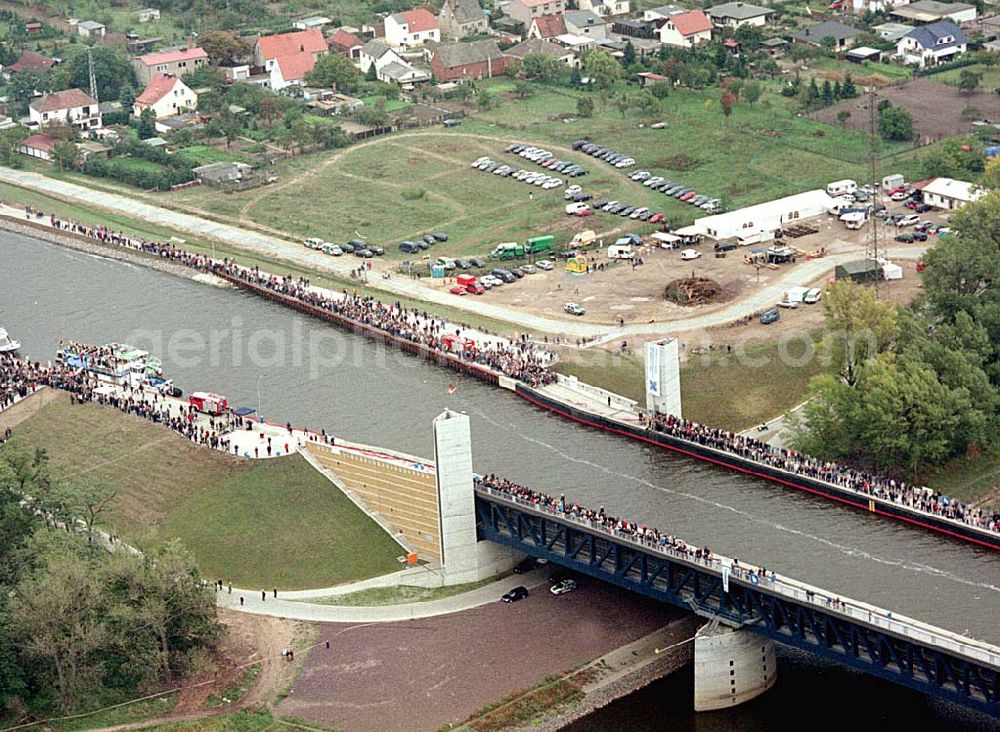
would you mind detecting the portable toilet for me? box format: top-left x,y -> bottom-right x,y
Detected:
566,256 -> 588,274
431,264 -> 445,278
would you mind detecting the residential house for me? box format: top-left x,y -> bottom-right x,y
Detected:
552,33 -> 596,51
77,20 -> 106,38
430,39 -> 507,80
134,73 -> 198,119
384,9 -> 441,49
3,51 -> 57,80
137,8 -> 160,23
503,36 -> 579,66
578,0 -> 630,18
892,0 -> 977,25
132,46 -> 209,85
564,10 -> 608,39
252,29 -> 327,67
29,89 -> 101,131
360,40 -> 429,84
507,0 -> 567,27
220,62 -> 251,82
706,2 -> 774,28
921,177 -> 984,209
896,19 -> 966,65
791,20 -> 861,49
643,5 -> 687,21
294,16 -> 331,30
18,133 -> 57,161
269,52 -> 317,90
327,28 -> 365,60
612,18 -> 659,39
528,14 -> 567,39
439,0 -> 489,39
873,21 -> 915,42
761,36 -> 788,55
193,161 -> 252,186
658,10 -> 713,47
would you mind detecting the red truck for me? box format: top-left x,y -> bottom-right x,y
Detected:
189,391 -> 229,415
456,273 -> 485,295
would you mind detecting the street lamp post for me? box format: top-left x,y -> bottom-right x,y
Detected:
256,373 -> 264,420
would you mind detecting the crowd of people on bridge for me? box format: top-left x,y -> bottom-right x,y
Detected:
643,412 -> 1000,535
23,208 -> 556,387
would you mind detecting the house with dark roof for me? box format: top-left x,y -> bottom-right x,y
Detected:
134,73 -> 197,119
503,37 -> 579,66
3,51 -> 57,80
430,39 -> 507,80
29,89 -> 101,131
384,9 -> 440,48
706,2 -> 774,28
132,46 -> 209,85
327,28 -> 365,60
892,0 -> 976,25
791,20 -> 861,49
564,9 -> 608,39
528,13 -> 567,39
439,0 -> 488,39
896,19 -> 966,66
658,10 -> 713,46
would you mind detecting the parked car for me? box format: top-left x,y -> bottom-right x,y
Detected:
897,214 -> 919,227
469,257 -> 486,268
513,557 -> 537,574
895,233 -> 915,243
449,285 -> 467,296
760,308 -> 781,325
648,213 -> 666,224
564,302 -> 586,316
520,264 -> 537,274
777,299 -> 799,308
340,242 -> 356,253
442,118 -> 461,127
630,171 -> 651,181
456,258 -> 471,269
432,232 -> 449,242
537,259 -> 555,270
915,203 -> 932,213
680,249 -> 702,260
550,578 -> 578,595
501,586 -> 529,603
399,241 -> 421,254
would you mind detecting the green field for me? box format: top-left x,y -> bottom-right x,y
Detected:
6,399 -> 403,589
173,145 -> 247,167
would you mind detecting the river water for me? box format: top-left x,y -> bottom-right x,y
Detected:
2,232 -> 998,728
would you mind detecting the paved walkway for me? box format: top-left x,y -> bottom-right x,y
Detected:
1,169 -> 928,339
216,567 -> 550,622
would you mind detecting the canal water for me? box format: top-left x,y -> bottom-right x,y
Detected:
2,232 -> 998,728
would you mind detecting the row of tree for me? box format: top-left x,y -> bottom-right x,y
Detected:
793,192 -> 999,476
0,445 -> 220,714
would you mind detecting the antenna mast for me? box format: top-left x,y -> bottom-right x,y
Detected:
866,86 -> 884,299
87,47 -> 99,104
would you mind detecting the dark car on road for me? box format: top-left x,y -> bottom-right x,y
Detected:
513,557 -> 536,574
501,586 -> 529,603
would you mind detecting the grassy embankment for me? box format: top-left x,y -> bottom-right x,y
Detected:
3,398 -> 403,589
305,574 -> 508,606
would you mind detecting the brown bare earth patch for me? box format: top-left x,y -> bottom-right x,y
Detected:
813,78 -> 1000,143
654,154 -> 702,171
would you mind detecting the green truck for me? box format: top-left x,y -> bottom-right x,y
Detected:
489,242 -> 524,260
524,235 -> 554,255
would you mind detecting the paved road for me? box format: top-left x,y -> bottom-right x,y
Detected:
1,169 -> 927,340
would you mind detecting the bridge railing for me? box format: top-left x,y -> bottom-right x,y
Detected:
476,486 -> 1000,669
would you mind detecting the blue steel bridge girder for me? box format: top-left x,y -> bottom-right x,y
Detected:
474,494 -> 1000,718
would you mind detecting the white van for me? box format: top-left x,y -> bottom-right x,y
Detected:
565,202 -> 589,215
607,244 -> 634,259
826,179 -> 858,197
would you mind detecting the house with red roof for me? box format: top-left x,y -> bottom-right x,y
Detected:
134,73 -> 198,119
384,9 -> 440,49
508,0 -> 567,26
3,51 -> 57,80
269,52 -> 318,90
132,46 -> 209,85
528,13 -> 567,39
29,89 -> 101,131
18,133 -> 58,161
252,28 -> 328,67
657,9 -> 713,46
327,28 -> 365,60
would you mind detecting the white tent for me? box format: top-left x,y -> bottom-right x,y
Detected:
882,261 -> 903,280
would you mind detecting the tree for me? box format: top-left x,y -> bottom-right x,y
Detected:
837,109 -> 852,127
365,63 -> 378,82
119,86 -> 136,116
821,78 -> 835,106
514,80 -> 534,98
9,70 -> 48,116
521,53 -> 565,82
51,141 -> 79,171
583,49 -> 621,89
53,46 -> 132,102
259,95 -> 278,127
734,24 -> 764,47
820,36 -> 838,53
921,137 -> 984,178
623,40 -> 637,67
576,95 -> 594,117
720,89 -> 736,119
477,89 -> 497,110
649,80 -> 670,99
841,71 -> 858,98
805,77 -> 821,107
822,280 -> 900,387
958,68 -> 983,95
137,106 -> 157,139
635,92 -> 660,118
742,80 -> 763,107
199,30 -> 250,64
878,105 -> 914,141
304,53 -> 362,92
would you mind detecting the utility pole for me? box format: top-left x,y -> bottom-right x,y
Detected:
866,86 -> 884,299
